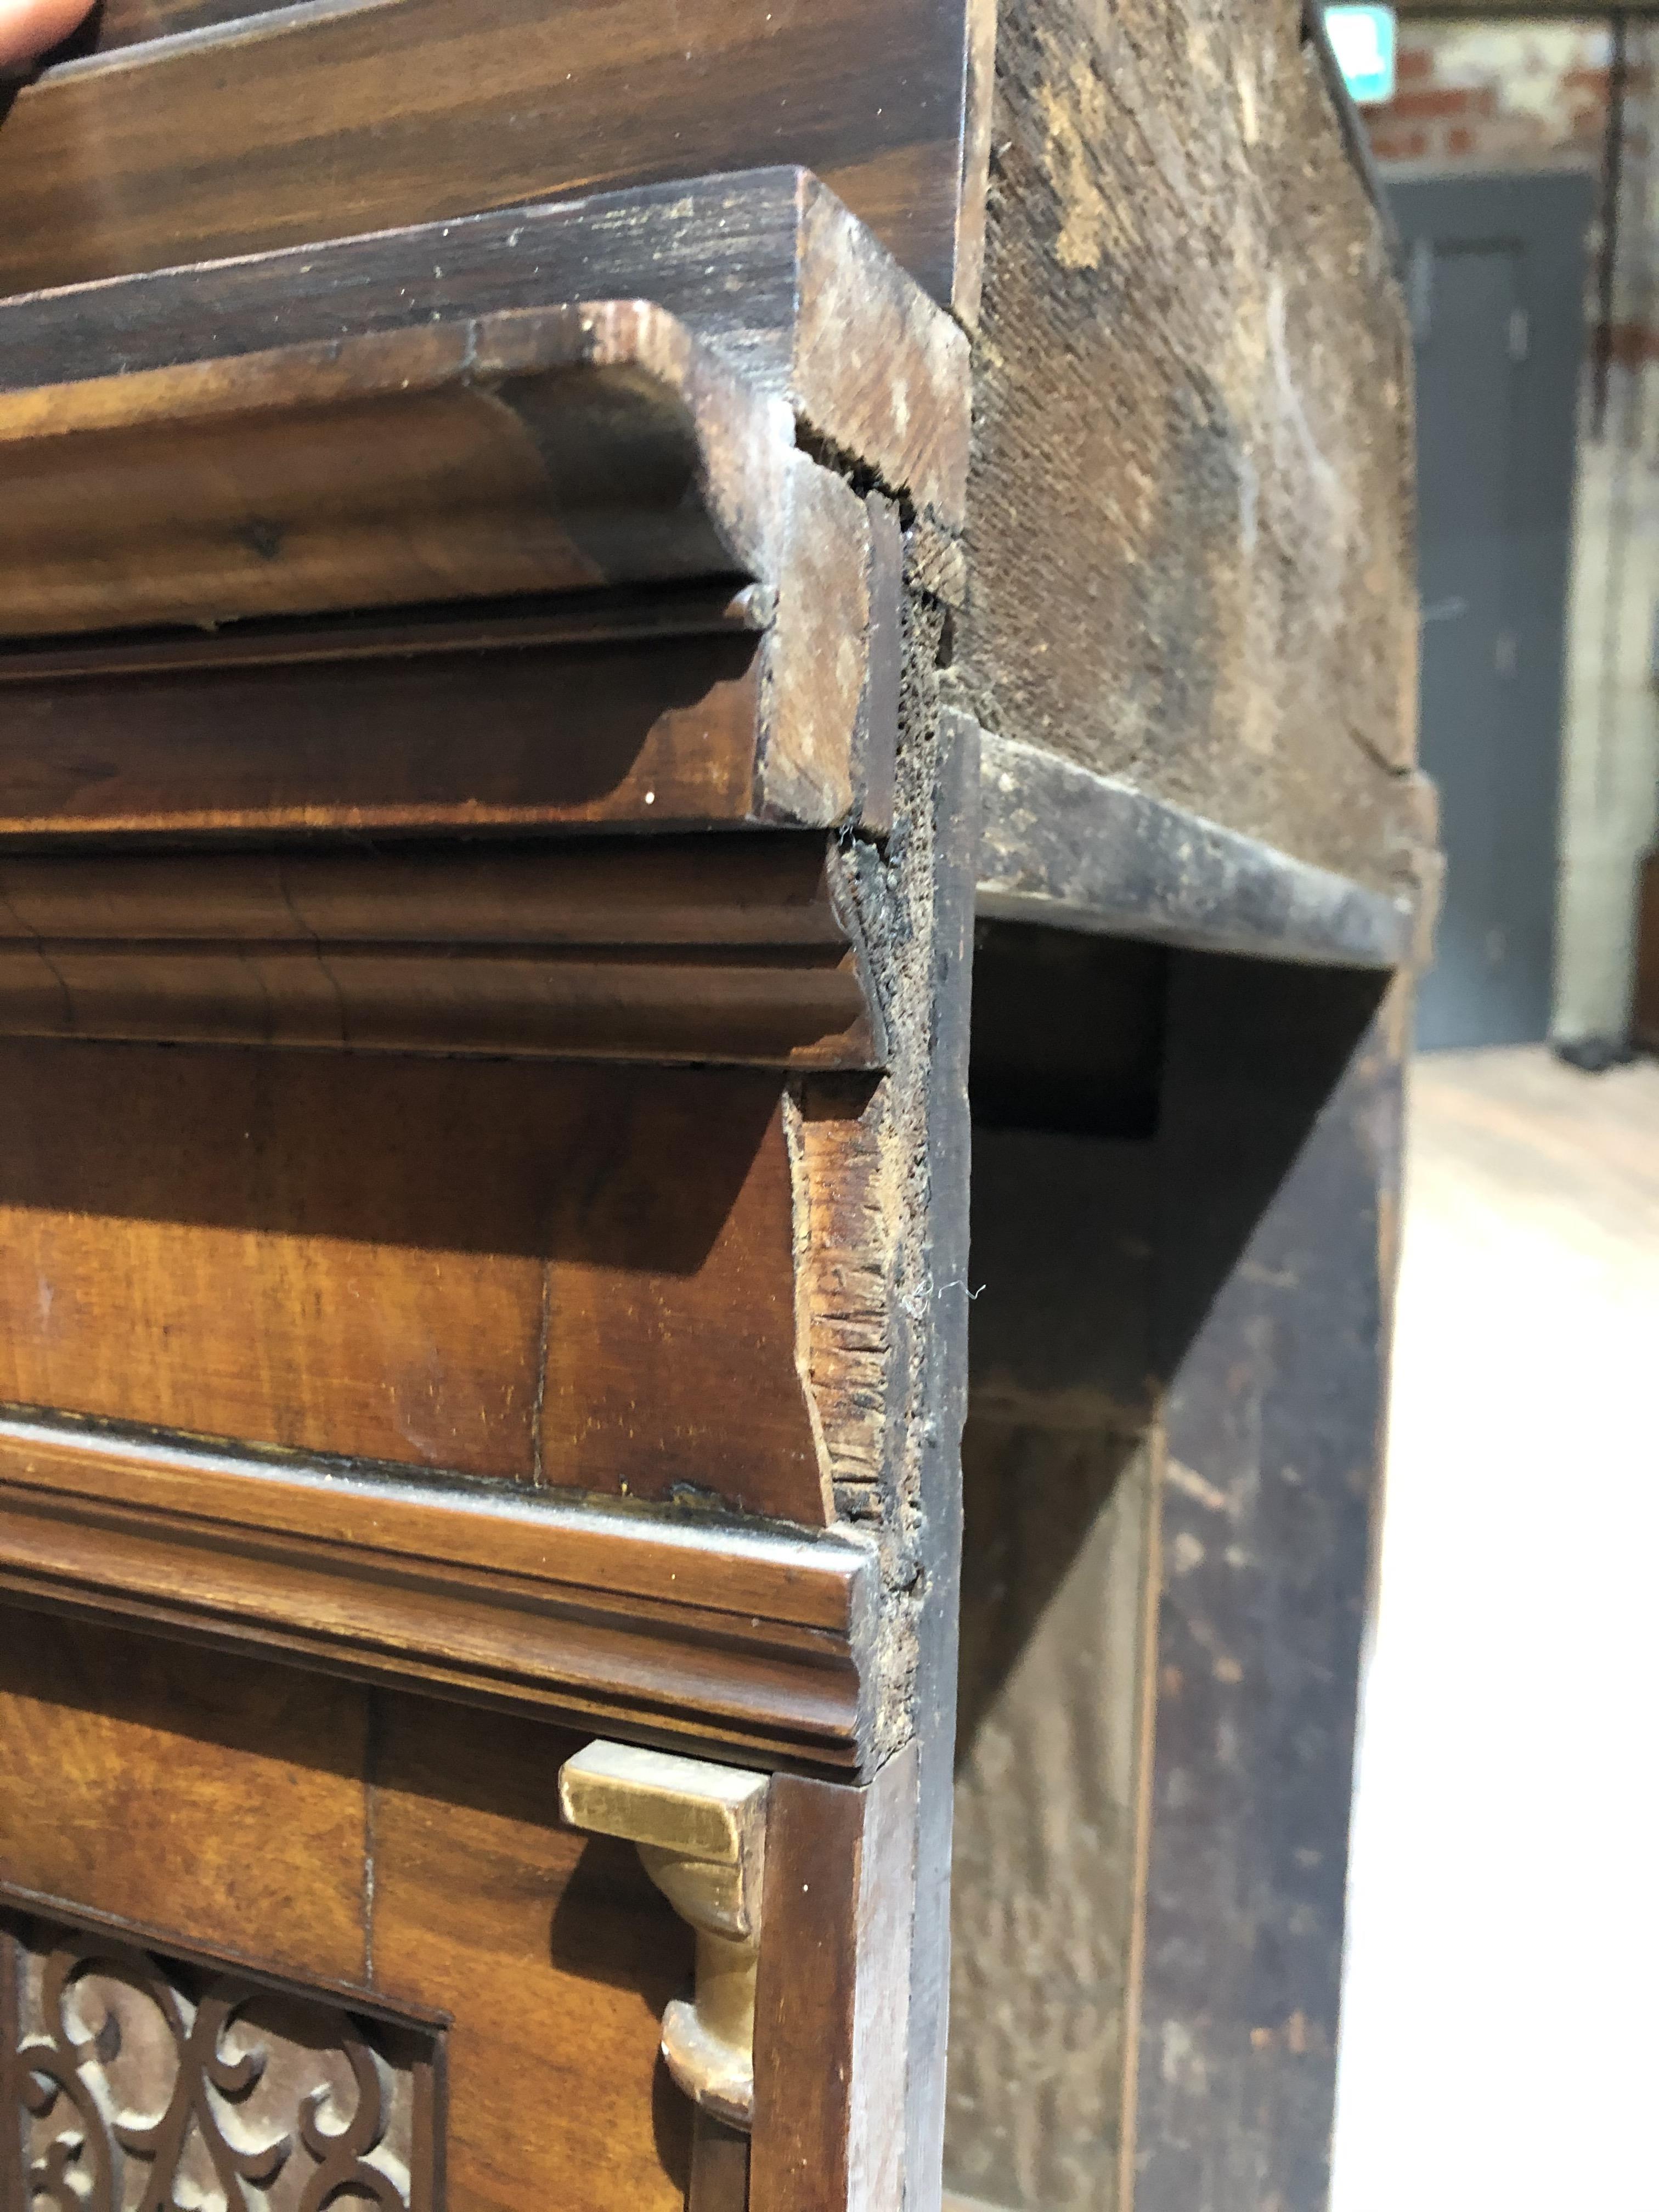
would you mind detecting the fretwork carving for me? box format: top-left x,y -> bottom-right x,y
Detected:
1,1911 -> 437,2212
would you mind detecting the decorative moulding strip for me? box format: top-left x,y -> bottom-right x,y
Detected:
0,1413 -> 877,1775
0,837 -> 888,1071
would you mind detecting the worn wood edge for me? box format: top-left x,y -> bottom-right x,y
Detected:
0,301 -> 794,640
0,837 -> 889,1070
0,1410 -> 879,1773
946,0 -> 1000,329
0,584 -> 773,684
0,169 -> 968,531
8,0 -> 971,307
794,176 -> 970,524
977,734 -> 1417,970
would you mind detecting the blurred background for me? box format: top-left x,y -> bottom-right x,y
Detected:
1324,18 -> 1659,2209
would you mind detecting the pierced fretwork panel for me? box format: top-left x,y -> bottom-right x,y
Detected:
0,1911 -> 439,2212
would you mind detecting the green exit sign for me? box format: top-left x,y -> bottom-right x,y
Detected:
1325,4 -> 1397,105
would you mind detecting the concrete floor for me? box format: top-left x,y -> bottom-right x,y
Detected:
1329,1046 -> 1659,2212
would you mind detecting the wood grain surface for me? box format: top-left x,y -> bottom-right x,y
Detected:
751,1750 -> 917,2210
0,1042 -> 828,1519
1137,956 -> 1398,2212
0,632 -> 766,837
3,0 -> 985,313
0,837 -> 884,1071
0,1412 -> 876,1770
0,304 -> 782,638
950,0 -> 1429,888
0,1611 -> 699,2212
0,170 -> 969,527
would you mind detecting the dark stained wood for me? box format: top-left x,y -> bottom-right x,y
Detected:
946,1426 -> 1159,2212
0,1412 -> 876,1772
750,1748 -> 917,2211
0,633 -> 764,838
949,0 -> 1432,890
0,1045 -> 828,1519
1137,956 -> 1400,2212
0,291 -> 898,832
0,306 -> 774,636
0,170 -> 969,528
4,0 -> 986,315
689,2115 -> 752,2212
1,1898 -> 442,2212
0,837 -> 884,1072
978,734 -> 1417,970
898,709 -> 979,2212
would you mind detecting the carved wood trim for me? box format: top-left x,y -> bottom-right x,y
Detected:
0,836 -> 887,1071
1,1901 -> 442,2212
0,1414 -> 878,1775
0,170 -> 969,531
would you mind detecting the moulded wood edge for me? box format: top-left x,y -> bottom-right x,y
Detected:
0,1413 -> 880,1775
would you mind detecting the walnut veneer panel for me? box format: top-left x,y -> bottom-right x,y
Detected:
0,1610 -> 695,2212
0,1043 -> 826,1521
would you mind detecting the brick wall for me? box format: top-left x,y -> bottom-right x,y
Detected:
1367,24 -> 1617,170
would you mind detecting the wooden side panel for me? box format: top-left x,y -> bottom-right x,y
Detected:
945,1423 -> 1159,2212
0,1043 -> 826,1521
0,1611 -> 695,2212
0,0 -> 978,311
1137,956 -> 1400,2212
750,1750 -> 917,2211
953,0 -> 1425,888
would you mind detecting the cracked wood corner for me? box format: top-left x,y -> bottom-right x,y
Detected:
560,1739 -> 769,2129
0,296 -> 888,832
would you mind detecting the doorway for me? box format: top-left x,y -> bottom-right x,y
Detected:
1388,171 -> 1592,1049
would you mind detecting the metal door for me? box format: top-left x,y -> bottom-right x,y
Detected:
1389,172 -> 1592,1049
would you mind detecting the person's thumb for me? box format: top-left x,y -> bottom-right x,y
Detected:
0,0 -> 94,74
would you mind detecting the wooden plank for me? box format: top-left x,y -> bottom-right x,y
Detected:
0,1413 -> 877,1771
0,1626 -> 706,2212
749,1748 -> 917,2210
0,304 -> 781,637
370,1694 -> 695,2212
1137,955 -> 1401,2211
952,0 -> 1432,888
0,170 -> 970,526
978,734 -> 1417,969
945,1426 -> 1160,2212
1,0 -> 981,314
899,708 -> 979,2212
0,836 -> 885,1071
0,1045 -> 828,1520
0,294 -> 891,831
